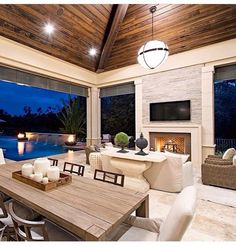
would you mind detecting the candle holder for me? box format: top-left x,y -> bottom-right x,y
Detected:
17,132 -> 28,142
65,135 -> 77,146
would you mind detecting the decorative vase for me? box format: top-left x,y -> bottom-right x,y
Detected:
135,133 -> 148,156
34,158 -> 51,177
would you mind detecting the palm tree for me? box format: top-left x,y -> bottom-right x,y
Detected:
57,96 -> 86,138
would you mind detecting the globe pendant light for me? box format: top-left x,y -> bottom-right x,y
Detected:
137,6 -> 169,69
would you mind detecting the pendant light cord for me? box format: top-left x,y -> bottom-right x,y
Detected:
152,10 -> 154,41
150,5 -> 158,41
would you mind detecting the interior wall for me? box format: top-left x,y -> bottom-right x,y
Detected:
142,64 -> 203,126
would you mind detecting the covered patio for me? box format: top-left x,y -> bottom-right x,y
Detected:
0,2 -> 236,242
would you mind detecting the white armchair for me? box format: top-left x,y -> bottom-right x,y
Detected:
119,186 -> 197,241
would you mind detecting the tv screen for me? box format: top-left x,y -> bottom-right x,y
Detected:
150,100 -> 191,121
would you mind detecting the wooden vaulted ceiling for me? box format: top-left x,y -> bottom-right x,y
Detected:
0,4 -> 236,72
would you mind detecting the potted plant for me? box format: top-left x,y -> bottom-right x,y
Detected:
114,132 -> 129,153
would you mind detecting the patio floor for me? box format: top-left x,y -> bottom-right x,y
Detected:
6,151 -> 236,241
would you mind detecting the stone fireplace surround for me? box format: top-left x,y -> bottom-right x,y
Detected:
142,124 -> 202,168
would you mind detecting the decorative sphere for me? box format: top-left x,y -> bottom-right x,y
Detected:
136,133 -> 148,150
114,132 -> 129,146
137,40 -> 169,69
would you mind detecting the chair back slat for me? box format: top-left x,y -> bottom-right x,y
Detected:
9,202 -> 48,241
94,169 -> 124,187
63,162 -> 85,176
0,225 -> 7,241
0,193 -> 8,218
48,158 -> 58,166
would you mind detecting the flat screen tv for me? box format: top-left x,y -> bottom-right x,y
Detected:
150,100 -> 191,121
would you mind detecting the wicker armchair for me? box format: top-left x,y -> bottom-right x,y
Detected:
202,156 -> 236,190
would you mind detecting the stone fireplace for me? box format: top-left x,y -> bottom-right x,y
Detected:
142,124 -> 201,168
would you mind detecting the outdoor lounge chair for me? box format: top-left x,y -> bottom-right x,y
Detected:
202,148 -> 236,190
101,134 -> 111,143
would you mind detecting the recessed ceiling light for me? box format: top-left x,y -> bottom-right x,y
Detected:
44,23 -> 54,34
89,48 -> 97,56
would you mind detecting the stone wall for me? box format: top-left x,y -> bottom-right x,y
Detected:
142,64 -> 203,125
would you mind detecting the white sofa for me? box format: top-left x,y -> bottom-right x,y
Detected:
95,148 -> 193,193
144,151 -> 193,192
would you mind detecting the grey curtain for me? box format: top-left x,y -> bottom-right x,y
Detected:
214,64 -> 236,81
0,65 -> 88,97
100,82 -> 135,98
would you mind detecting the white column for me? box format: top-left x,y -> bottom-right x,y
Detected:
86,88 -> 92,146
201,66 -> 215,162
86,87 -> 101,146
135,78 -> 143,140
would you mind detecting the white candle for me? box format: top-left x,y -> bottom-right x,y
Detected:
47,167 -> 60,181
21,163 -> 33,177
34,158 -> 51,177
34,173 -> 43,183
29,174 -> 35,180
42,177 -> 49,184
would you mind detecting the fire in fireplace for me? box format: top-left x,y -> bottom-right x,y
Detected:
150,132 -> 191,155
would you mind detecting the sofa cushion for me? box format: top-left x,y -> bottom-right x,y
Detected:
222,148 -> 236,160
164,150 -> 189,164
119,226 -> 158,241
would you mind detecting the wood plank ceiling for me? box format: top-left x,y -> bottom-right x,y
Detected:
0,4 -> 236,72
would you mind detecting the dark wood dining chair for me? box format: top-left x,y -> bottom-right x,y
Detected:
63,162 -> 85,176
93,169 -> 125,187
48,158 -> 58,166
0,193 -> 15,241
8,202 -> 81,241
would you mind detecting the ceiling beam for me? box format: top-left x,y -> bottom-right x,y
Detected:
96,4 -> 129,73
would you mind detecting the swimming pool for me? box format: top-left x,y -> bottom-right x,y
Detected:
0,136 -> 67,161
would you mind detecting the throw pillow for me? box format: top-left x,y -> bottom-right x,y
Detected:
222,148 -> 236,160
164,150 -> 189,164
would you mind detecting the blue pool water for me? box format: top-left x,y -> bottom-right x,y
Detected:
0,136 -> 67,161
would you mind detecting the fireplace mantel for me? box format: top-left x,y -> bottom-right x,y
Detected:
142,124 -> 202,168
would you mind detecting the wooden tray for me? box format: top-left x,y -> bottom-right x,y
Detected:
12,171 -> 72,191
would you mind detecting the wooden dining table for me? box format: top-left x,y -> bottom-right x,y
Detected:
0,161 -> 149,241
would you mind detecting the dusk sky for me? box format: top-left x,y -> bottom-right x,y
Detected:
0,80 -> 76,116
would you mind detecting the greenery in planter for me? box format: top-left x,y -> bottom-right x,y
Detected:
114,132 -> 129,153
57,96 -> 86,139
